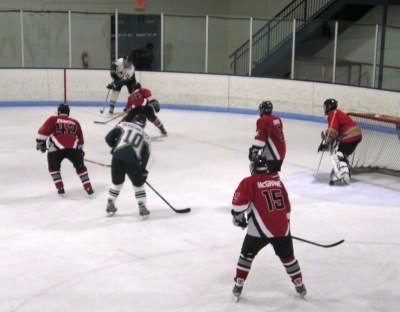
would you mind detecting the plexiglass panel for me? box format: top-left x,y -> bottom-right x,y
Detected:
23,11 -> 69,68
208,16 -> 249,75
293,20 -> 335,83
0,11 -> 21,67
163,15 -> 205,73
380,25 -> 400,92
71,13 -> 111,69
335,22 -> 376,88
252,18 -> 293,78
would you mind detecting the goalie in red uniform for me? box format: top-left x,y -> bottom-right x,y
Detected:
231,154 -> 306,301
36,104 -> 94,197
248,101 -> 286,174
318,98 -> 362,186
121,82 -> 167,136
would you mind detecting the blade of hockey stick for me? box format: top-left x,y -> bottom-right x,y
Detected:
292,236 -> 345,248
145,182 -> 191,214
94,112 -> 126,124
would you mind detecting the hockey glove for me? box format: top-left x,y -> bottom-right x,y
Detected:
36,139 -> 46,153
231,209 -> 247,230
318,142 -> 329,153
148,99 -> 160,113
248,145 -> 261,161
106,83 -> 117,90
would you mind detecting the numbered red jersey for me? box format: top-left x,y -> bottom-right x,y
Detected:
125,88 -> 152,111
254,115 -> 286,161
37,115 -> 84,151
232,173 -> 291,238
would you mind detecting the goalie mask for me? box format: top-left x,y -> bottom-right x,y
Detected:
252,154 -> 269,174
324,98 -> 338,116
57,103 -> 70,116
259,101 -> 273,116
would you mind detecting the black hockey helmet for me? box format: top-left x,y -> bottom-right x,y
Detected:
324,98 -> 338,116
252,154 -> 269,174
57,103 -> 70,116
259,101 -> 273,116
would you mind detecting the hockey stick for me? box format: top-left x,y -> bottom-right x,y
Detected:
94,112 -> 126,124
313,151 -> 324,179
100,89 -> 111,114
84,159 -> 110,167
314,131 -> 326,179
145,181 -> 191,214
292,236 -> 345,248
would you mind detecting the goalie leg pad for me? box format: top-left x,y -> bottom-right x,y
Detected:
331,151 -> 350,183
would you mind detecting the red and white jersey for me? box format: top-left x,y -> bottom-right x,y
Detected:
125,88 -> 152,111
254,114 -> 286,162
37,114 -> 84,152
325,109 -> 362,143
232,173 -> 291,238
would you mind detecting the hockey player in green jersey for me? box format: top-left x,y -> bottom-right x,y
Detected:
105,112 -> 151,219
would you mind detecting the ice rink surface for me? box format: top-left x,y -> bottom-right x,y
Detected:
1,106 -> 399,312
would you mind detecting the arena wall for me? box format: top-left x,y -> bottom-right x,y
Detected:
0,69 -> 399,121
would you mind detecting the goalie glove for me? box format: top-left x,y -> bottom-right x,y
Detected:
36,139 -> 46,153
317,141 -> 329,153
231,209 -> 247,230
248,145 -> 261,161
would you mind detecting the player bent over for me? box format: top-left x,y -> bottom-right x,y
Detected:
105,112 -> 151,219
36,104 -> 94,197
318,98 -> 362,186
122,82 -> 167,136
231,154 -> 306,301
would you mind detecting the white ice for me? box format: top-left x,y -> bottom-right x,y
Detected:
1,106 -> 399,312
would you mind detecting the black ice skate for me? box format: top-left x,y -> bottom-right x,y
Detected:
232,278 -> 244,302
160,128 -> 167,136
106,198 -> 117,215
294,278 -> 307,296
57,187 -> 65,197
86,187 -> 94,198
329,178 -> 348,186
109,104 -> 115,114
139,203 -> 150,220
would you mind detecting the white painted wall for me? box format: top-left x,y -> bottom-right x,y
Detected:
1,69 -> 399,118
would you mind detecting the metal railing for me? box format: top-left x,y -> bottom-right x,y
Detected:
230,0 -> 335,75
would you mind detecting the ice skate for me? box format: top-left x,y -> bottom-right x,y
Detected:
106,198 -> 117,215
329,178 -> 348,186
160,128 -> 167,136
294,278 -> 307,296
57,187 -> 65,197
139,203 -> 150,220
85,187 -> 94,198
109,104 -> 115,114
232,278 -> 244,302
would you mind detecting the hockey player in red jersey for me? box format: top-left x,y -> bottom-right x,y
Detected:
231,154 -> 306,301
248,101 -> 286,173
318,98 -> 362,186
36,104 -> 94,197
121,82 -> 167,136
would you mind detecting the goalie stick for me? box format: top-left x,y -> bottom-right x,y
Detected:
84,159 -> 191,214
292,236 -> 345,248
314,131 -> 326,179
94,112 -> 126,124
